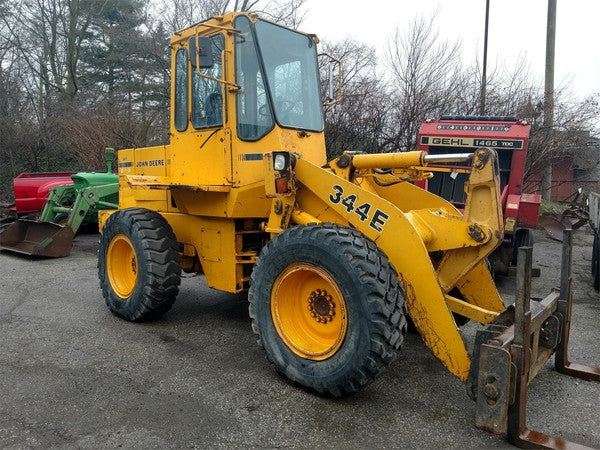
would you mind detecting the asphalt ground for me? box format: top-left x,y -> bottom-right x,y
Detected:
0,229 -> 598,449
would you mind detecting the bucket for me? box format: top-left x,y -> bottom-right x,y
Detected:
0,220 -> 74,257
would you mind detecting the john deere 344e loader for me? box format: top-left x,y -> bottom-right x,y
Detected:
96,12 -> 598,447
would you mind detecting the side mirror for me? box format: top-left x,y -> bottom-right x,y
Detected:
189,36 -> 214,69
318,53 -> 342,105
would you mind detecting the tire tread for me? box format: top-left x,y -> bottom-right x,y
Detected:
98,208 -> 181,321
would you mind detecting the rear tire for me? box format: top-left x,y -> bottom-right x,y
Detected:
249,224 -> 407,396
98,208 -> 181,321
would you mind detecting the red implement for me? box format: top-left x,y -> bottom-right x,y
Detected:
13,172 -> 74,214
418,116 -> 539,275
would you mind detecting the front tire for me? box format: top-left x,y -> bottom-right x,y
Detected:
249,224 -> 407,396
98,208 -> 181,321
53,213 -> 69,227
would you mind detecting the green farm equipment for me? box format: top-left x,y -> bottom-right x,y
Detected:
0,148 -> 119,257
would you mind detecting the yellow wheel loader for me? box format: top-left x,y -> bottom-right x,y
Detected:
96,12 -> 599,447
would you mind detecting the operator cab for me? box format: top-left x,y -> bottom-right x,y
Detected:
169,12 -> 327,188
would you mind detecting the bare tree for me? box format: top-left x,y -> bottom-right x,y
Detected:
482,55 -> 539,116
151,0 -> 226,33
1,0 -> 107,102
152,0 -> 306,34
384,13 -> 465,151
319,38 -> 388,158
252,0 -> 306,28
523,90 -> 599,189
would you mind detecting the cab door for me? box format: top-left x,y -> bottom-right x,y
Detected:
170,34 -> 231,187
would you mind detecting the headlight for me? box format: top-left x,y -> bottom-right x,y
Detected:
274,153 -> 287,171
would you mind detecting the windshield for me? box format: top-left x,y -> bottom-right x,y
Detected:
234,16 -> 275,141
254,20 -> 324,132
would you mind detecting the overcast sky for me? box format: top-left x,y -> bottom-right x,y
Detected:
302,0 -> 600,102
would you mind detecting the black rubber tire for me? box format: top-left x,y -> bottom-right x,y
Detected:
511,228 -> 535,266
53,213 -> 69,226
98,208 -> 181,321
248,223 -> 407,397
593,233 -> 599,291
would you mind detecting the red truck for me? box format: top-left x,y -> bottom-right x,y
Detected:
418,115 -> 541,274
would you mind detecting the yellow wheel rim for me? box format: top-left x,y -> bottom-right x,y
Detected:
271,263 -> 347,361
106,234 -> 138,299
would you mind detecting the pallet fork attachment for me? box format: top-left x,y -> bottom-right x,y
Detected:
471,229 -> 599,448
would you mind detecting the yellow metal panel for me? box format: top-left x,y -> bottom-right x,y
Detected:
98,209 -> 118,232
201,228 -> 222,262
116,146 -> 169,211
160,213 -> 239,292
230,127 -> 327,188
125,175 -> 230,192
171,190 -> 228,216
445,294 -> 499,324
130,189 -> 167,202
294,188 -> 351,226
226,183 -> 271,218
169,130 -> 231,186
128,145 -> 168,177
404,209 -> 492,251
117,149 -> 135,176
265,196 -> 295,233
455,261 -> 506,312
154,182 -> 269,220
368,176 -> 462,213
198,220 -> 237,292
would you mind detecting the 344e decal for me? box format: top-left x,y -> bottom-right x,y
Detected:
328,184 -> 390,232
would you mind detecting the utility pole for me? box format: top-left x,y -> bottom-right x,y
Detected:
479,0 -> 490,115
541,0 -> 556,201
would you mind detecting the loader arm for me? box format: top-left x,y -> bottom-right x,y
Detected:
265,148 -> 505,381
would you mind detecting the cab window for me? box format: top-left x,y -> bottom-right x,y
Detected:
191,34 -> 225,129
174,48 -> 188,132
